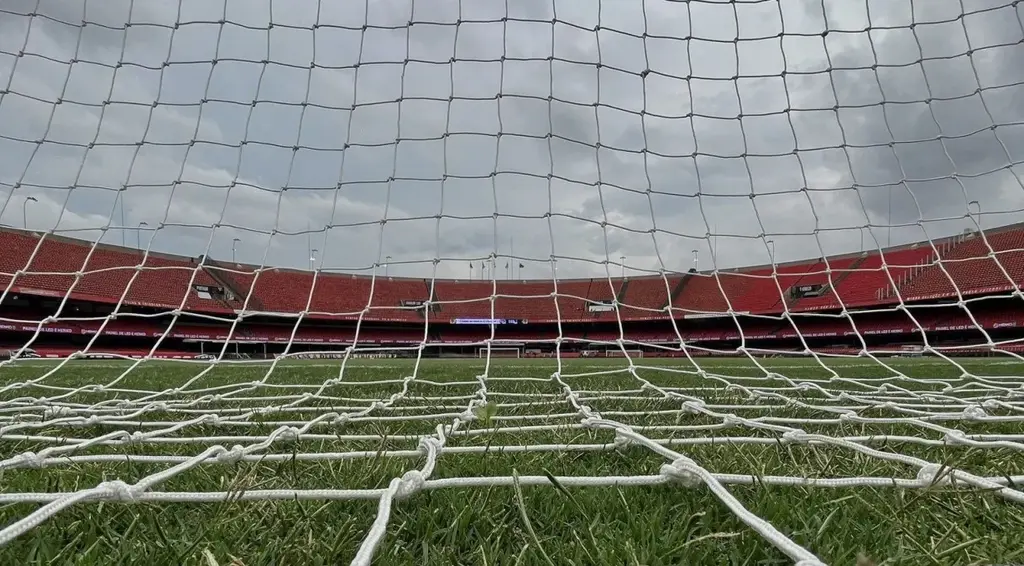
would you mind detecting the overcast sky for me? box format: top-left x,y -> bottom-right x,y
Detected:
0,0 -> 1023,280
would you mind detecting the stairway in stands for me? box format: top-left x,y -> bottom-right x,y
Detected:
615,278 -> 630,305
898,230 -> 1023,300
420,279 -> 435,319
883,237 -> 968,302
665,273 -> 693,309
789,255 -> 867,310
829,255 -> 867,292
203,260 -> 263,312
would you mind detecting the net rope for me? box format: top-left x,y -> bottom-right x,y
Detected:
2,1 -> 1024,564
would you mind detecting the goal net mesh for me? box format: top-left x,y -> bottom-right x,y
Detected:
2,1 -> 1024,564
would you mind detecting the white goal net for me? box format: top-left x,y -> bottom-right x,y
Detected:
2,1 -> 1024,564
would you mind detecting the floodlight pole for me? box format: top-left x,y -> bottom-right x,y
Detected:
692,249 -> 699,272
968,200 -> 982,232
232,237 -> 241,263
22,196 -> 37,229
385,255 -> 391,277
120,194 -> 126,247
138,221 -> 148,250
767,240 -> 775,266
887,187 -> 892,248
310,248 -> 318,271
620,255 -> 625,280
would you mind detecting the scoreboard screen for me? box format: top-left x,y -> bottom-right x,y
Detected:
451,318 -> 528,325
790,283 -> 826,298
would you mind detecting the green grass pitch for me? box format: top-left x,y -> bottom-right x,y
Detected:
1,356 -> 1023,565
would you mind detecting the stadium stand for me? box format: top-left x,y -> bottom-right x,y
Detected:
2,224 -> 1024,358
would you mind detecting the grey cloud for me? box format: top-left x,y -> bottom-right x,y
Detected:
1,0 -> 1023,281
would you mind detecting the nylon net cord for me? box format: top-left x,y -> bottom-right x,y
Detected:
1,1 -> 1024,565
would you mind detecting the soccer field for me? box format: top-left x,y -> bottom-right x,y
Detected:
1,356 -> 1023,565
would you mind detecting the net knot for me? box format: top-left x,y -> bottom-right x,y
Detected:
578,405 -> 599,419
43,406 -> 71,419
99,480 -> 139,502
782,429 -> 810,444
278,427 -> 301,442
217,445 -> 246,464
613,429 -> 632,450
682,400 -> 705,414
581,416 -> 603,429
84,415 -> 100,426
796,382 -> 814,391
204,414 -> 221,425
981,399 -> 1001,410
396,469 -> 426,499
332,414 -> 350,426
458,408 -> 477,422
14,451 -> 44,469
944,430 -> 967,445
418,437 -> 443,455
917,464 -> 950,486
722,414 -> 744,427
961,405 -> 986,420
659,456 -> 703,488
129,431 -> 146,444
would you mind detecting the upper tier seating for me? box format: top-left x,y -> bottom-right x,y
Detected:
794,247 -> 935,311
900,230 -> 1024,300
3,224 -> 1024,322
0,231 -> 230,313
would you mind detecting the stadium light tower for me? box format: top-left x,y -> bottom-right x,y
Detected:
620,255 -> 625,279
692,249 -> 699,271
767,240 -> 775,265
385,255 -> 391,277
22,196 -> 36,229
309,248 -> 318,271
232,238 -> 241,263
969,200 -> 982,231
137,221 -> 148,250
